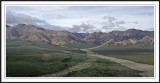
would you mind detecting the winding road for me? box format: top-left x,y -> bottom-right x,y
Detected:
39,46 -> 154,77
81,47 -> 154,77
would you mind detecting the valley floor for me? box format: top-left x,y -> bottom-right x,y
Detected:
81,47 -> 154,77
40,61 -> 92,77
6,40 -> 154,77
40,46 -> 154,77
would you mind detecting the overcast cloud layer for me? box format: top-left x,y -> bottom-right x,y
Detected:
6,6 -> 154,33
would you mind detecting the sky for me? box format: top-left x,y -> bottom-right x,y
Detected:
6,6 -> 154,33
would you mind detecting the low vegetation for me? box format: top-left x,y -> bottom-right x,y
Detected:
91,45 -> 154,65
6,39 -> 88,77
65,43 -> 98,49
6,39 -> 149,77
65,57 -> 143,77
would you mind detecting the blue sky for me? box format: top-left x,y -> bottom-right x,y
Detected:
6,6 -> 154,33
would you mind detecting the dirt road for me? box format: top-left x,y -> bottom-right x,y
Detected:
39,46 -> 154,77
81,48 -> 154,77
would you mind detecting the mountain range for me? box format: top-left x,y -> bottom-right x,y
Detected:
6,24 -> 154,46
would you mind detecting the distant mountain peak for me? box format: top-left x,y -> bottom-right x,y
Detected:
11,24 -> 47,31
6,24 -> 154,46
16,24 -> 27,27
127,28 -> 141,31
85,28 -> 154,46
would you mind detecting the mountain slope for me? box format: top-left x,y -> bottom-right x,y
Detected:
72,33 -> 89,39
6,24 -> 154,46
6,24 -> 86,45
85,29 -> 154,46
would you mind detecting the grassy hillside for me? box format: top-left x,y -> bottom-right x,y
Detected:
6,39 -> 88,77
91,45 -> 154,65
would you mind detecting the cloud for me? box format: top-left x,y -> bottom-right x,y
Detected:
30,6 -> 70,11
101,16 -> 140,31
103,16 -> 116,22
145,27 -> 154,31
69,23 -> 96,33
116,21 -> 126,25
128,21 -> 138,24
101,16 -> 126,30
102,22 -> 116,29
133,21 -> 138,24
42,13 -> 65,19
38,24 -> 65,31
114,26 -> 127,31
68,25 -> 81,32
6,10 -> 65,31
6,10 -> 47,25
101,26 -> 127,32
6,6 -> 154,33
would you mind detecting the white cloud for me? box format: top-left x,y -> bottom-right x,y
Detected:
42,13 -> 65,19
6,6 -> 154,33
68,23 -> 96,33
6,9 -> 65,31
30,6 -> 70,11
6,10 -> 46,25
